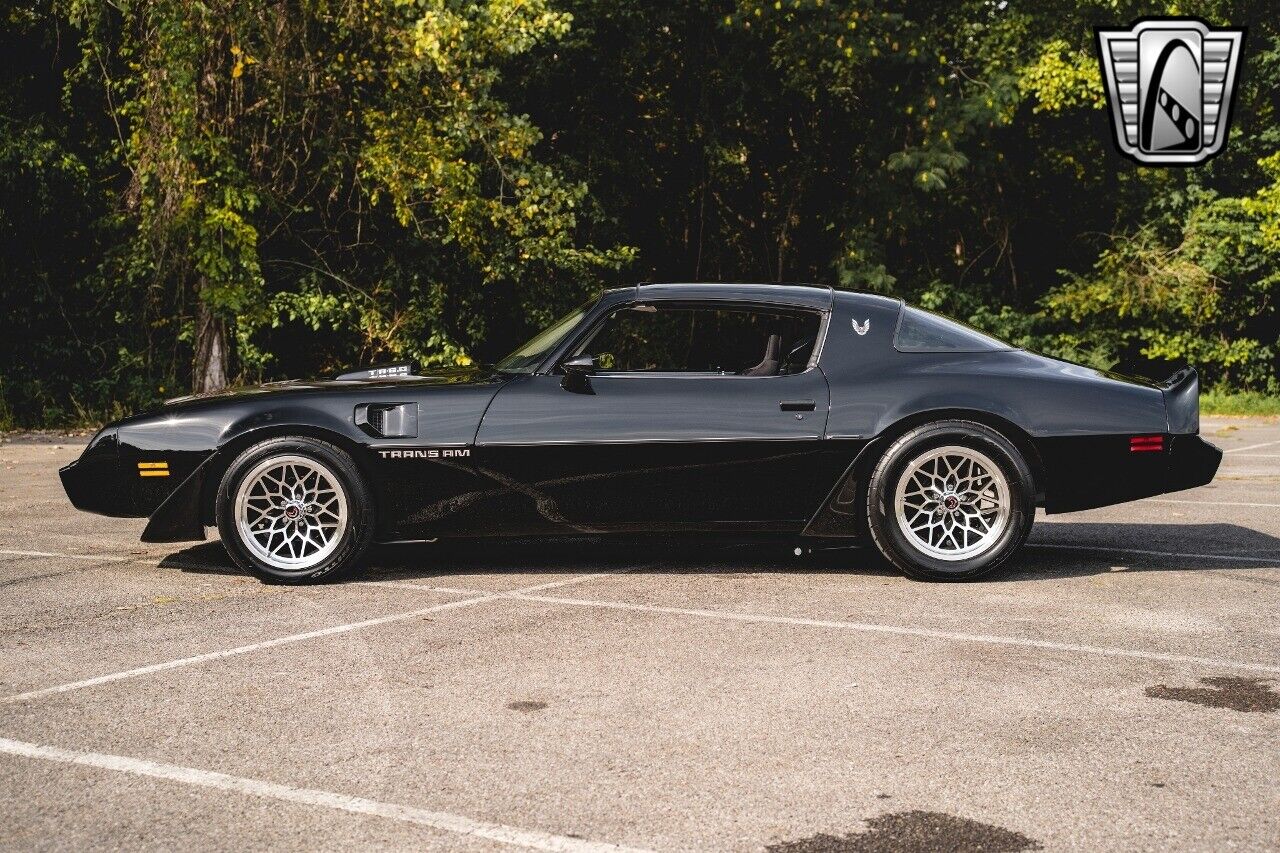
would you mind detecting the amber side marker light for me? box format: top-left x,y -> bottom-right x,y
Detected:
137,461 -> 170,477
1130,435 -> 1164,453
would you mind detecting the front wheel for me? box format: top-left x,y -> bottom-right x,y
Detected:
866,421 -> 1035,581
216,437 -> 375,583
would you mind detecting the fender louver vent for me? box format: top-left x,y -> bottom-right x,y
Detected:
355,403 -> 418,438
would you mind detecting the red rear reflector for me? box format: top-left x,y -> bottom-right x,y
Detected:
1130,435 -> 1164,452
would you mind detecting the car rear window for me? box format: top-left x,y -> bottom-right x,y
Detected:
893,306 -> 1015,353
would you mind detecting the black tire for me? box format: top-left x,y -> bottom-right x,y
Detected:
866,420 -> 1035,581
215,436 -> 375,584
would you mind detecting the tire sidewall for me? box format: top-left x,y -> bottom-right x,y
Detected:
216,437 -> 374,583
868,422 -> 1034,580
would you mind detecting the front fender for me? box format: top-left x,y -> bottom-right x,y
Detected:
133,402 -> 371,544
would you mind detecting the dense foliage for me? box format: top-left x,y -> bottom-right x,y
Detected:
2,0 -> 1277,427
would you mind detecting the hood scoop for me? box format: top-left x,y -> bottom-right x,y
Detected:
333,361 -> 420,382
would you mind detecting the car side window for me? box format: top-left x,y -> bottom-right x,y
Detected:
574,304 -> 822,376
893,306 -> 1014,352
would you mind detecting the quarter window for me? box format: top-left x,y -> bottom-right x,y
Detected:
574,304 -> 822,376
893,306 -> 1014,353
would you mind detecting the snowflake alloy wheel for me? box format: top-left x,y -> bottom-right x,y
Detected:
893,445 -> 1011,562
234,454 -> 349,571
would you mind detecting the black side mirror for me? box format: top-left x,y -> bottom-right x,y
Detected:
562,355 -> 597,376
561,355 -> 597,391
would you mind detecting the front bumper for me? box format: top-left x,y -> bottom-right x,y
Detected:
59,426 -> 136,517
1043,433 -> 1222,514
61,431 -> 212,524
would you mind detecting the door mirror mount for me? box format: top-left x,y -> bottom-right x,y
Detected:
560,355 -> 597,391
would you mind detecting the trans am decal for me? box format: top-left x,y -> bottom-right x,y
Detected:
376,448 -> 471,459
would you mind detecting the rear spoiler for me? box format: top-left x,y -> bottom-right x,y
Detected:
1160,367 -> 1200,434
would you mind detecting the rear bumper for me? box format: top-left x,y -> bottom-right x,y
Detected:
1161,367 -> 1200,434
1042,433 -> 1221,514
1165,433 -> 1223,492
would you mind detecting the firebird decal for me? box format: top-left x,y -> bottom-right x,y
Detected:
377,448 -> 471,459
852,318 -> 870,335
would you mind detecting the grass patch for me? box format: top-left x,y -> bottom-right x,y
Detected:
1201,389 -> 1280,417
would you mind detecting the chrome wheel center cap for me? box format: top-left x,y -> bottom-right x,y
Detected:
943,495 -> 959,511
283,502 -> 302,520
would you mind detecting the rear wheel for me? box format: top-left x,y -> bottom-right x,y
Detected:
866,421 -> 1034,580
216,437 -> 374,583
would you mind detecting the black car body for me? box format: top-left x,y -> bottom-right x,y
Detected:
61,283 -> 1221,581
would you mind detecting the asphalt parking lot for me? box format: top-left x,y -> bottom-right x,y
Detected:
1,419 -> 1278,852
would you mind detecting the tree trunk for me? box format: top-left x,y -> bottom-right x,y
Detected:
193,300 -> 229,394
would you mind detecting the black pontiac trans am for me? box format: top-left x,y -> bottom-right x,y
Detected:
61,283 -> 1221,583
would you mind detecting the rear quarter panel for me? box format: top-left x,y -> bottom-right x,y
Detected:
813,292 -> 1173,524
821,293 -> 1168,440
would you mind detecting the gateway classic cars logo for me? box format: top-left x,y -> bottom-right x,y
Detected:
1095,18 -> 1245,165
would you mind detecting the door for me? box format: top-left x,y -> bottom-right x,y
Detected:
472,301 -> 837,533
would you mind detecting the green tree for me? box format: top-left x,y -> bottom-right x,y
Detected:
1,0 -> 1276,426
62,0 -> 631,395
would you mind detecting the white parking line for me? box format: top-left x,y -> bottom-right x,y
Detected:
0,737 -> 649,853
359,579 -> 491,596
7,546 -> 1279,690
1027,542 -> 1280,563
1142,498 -> 1280,509
1,572 -> 622,705
1224,440 -> 1280,454
505,592 -> 1280,675
0,549 -> 135,563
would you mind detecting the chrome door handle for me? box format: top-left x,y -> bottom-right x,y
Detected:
779,400 -> 816,412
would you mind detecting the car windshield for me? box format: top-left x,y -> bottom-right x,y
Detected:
495,299 -> 594,374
